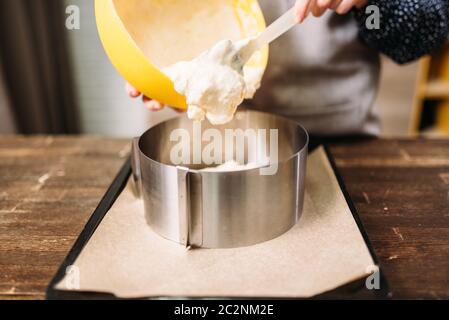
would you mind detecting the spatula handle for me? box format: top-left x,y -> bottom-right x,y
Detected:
254,7 -> 297,50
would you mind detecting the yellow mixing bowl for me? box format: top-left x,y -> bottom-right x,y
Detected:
95,0 -> 269,109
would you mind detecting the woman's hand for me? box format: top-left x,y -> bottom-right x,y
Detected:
295,0 -> 368,23
125,82 -> 166,111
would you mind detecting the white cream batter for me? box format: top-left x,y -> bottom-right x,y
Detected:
163,39 -> 263,125
201,160 -> 266,172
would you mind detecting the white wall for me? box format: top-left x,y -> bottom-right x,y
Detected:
63,0 -> 176,137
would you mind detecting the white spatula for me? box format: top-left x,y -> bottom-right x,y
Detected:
237,7 -> 298,64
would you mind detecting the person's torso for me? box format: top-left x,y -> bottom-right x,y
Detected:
251,0 -> 381,135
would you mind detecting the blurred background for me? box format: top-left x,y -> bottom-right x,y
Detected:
0,0 -> 448,137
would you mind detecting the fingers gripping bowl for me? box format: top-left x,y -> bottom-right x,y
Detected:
132,110 -> 309,248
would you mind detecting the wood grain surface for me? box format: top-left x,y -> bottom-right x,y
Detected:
0,136 -> 448,299
0,136 -> 129,300
329,138 -> 449,299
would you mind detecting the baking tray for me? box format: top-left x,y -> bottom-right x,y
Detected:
46,145 -> 392,300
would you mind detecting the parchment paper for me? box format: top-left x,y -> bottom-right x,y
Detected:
56,147 -> 376,298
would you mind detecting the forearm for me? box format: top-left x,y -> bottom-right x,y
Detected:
355,0 -> 449,64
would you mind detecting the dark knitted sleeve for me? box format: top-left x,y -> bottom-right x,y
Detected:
354,0 -> 449,64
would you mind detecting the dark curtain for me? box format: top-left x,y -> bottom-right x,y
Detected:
0,0 -> 79,134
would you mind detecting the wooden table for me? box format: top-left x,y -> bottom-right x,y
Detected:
0,136 -> 448,299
